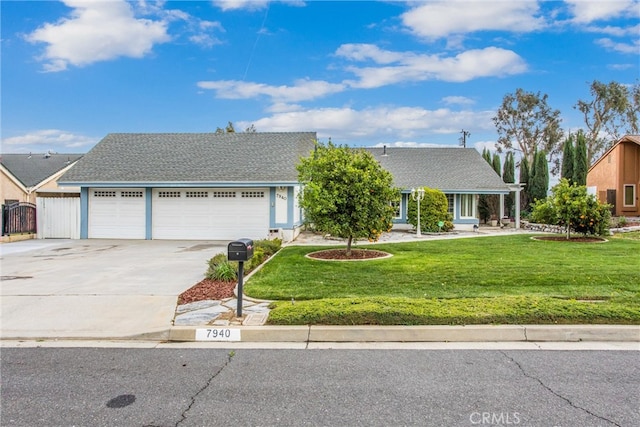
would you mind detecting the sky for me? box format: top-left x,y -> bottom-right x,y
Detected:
1,0 -> 639,157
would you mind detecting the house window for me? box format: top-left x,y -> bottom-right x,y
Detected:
390,200 -> 402,219
445,194 -> 454,216
624,184 -> 636,207
460,194 -> 475,218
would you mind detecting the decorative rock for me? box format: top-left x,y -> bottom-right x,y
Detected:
176,299 -> 221,314
174,312 -> 220,326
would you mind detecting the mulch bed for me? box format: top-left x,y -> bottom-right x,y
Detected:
307,249 -> 390,260
178,279 -> 236,305
533,236 -> 607,243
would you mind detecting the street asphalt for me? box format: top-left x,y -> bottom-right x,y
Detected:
1,231 -> 639,344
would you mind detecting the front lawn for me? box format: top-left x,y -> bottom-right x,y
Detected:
244,234 -> 640,325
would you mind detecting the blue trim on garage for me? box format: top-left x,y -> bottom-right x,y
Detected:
145,188 -> 152,240
269,187 -> 276,229
80,187 -> 88,239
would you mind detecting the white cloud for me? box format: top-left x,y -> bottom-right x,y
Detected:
584,23 -> 640,37
212,0 -> 305,11
197,79 -> 346,102
26,0 -> 170,72
238,106 -> 496,142
596,37 -> 640,53
565,0 -> 638,23
401,1 -> 545,39
442,96 -> 476,106
213,0 -> 270,11
1,130 -> 99,152
339,45 -> 528,86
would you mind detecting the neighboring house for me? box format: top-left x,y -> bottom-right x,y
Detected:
1,152 -> 83,204
366,146 -> 511,230
59,132 -> 317,241
1,152 -> 83,239
587,135 -> 640,217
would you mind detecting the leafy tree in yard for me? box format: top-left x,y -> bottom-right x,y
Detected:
575,80 -> 639,163
561,134 -> 575,184
531,179 -> 611,238
297,142 -> 400,255
493,88 -> 563,173
406,187 -> 453,233
573,130 -> 588,186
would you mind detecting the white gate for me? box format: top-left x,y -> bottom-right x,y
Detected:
36,197 -> 80,239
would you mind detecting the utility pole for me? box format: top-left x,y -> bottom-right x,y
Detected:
459,129 -> 471,148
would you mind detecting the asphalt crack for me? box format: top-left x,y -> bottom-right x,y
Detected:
174,352 -> 235,427
500,351 -> 621,426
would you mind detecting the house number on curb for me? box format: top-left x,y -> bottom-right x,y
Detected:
195,328 -> 241,341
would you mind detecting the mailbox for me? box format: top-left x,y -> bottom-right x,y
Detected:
228,238 -> 254,261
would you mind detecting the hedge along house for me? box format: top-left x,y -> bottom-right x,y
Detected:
58,132 -> 317,241
365,146 -> 513,231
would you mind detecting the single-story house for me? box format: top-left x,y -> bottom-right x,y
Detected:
59,132 -> 511,241
587,135 -> 640,217
59,132 -> 317,241
1,152 -> 83,204
365,146 -> 511,230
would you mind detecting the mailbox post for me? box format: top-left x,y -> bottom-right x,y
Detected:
228,239 -> 254,317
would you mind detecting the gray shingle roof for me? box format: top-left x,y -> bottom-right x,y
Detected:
365,147 -> 509,193
60,132 -> 317,184
1,153 -> 83,187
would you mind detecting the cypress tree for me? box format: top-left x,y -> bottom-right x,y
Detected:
561,134 -> 575,184
574,131 -> 588,185
530,150 -> 549,202
491,153 -> 502,176
503,152 -> 515,217
482,148 -> 492,164
519,156 -> 530,210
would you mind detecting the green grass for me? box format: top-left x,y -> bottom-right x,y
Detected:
244,234 -> 640,325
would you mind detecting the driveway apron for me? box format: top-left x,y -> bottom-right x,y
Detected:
0,239 -> 224,340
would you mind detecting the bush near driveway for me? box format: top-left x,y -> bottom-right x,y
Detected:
243,235 -> 640,325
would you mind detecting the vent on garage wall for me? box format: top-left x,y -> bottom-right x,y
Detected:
121,191 -> 143,198
94,191 -> 116,197
213,191 -> 236,198
241,191 -> 265,198
158,191 -> 181,198
186,191 -> 208,198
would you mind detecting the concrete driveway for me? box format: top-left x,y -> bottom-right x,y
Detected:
1,239 -> 227,340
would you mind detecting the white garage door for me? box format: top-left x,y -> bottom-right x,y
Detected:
152,188 -> 269,240
89,189 -> 146,239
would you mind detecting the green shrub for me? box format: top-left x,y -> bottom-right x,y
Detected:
406,187 -> 454,232
530,179 -> 611,237
206,252 -> 238,281
247,247 -> 266,271
254,238 -> 282,256
209,260 -> 238,281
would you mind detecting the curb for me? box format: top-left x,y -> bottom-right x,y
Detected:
168,324 -> 640,343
